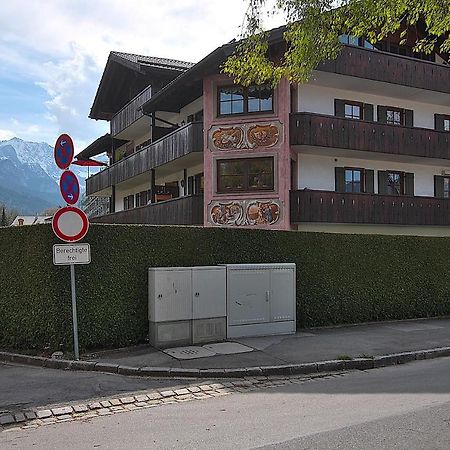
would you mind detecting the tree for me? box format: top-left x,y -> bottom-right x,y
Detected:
1,207 -> 6,227
224,0 -> 450,85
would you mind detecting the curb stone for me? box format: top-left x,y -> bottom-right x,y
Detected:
1,346 -> 450,381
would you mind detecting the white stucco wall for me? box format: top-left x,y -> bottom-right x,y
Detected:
297,84 -> 450,129
297,152 -> 449,197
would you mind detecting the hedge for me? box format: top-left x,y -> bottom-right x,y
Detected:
0,224 -> 449,352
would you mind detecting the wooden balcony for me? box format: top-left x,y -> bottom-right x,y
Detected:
111,85 -> 152,136
318,45 -> 450,94
290,190 -> 450,226
290,113 -> 450,160
91,195 -> 204,225
86,122 -> 203,195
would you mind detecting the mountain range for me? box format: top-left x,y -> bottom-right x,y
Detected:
0,137 -> 90,214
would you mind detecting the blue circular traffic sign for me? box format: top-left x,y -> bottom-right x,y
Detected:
59,170 -> 80,205
54,134 -> 74,170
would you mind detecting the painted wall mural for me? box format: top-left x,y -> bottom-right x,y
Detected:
209,200 -> 281,226
209,122 -> 282,151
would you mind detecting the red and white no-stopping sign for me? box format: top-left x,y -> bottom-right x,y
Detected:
52,206 -> 89,243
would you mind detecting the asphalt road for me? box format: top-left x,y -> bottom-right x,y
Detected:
2,357 -> 450,449
0,362 -> 190,413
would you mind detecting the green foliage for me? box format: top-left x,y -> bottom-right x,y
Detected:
0,224 -> 449,353
224,0 -> 450,85
0,207 -> 6,227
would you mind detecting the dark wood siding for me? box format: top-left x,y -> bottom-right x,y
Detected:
290,190 -> 450,226
91,195 -> 203,225
86,122 -> 203,195
318,45 -> 450,94
111,85 -> 152,136
290,113 -> 450,160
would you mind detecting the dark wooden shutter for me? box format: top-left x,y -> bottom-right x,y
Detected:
124,197 -> 128,210
404,109 -> 414,127
363,103 -> 374,121
334,99 -> 345,117
404,172 -> 415,196
335,167 -> 345,192
364,169 -> 374,193
434,114 -> 445,131
377,106 -> 387,123
378,171 -> 388,194
434,175 -> 445,198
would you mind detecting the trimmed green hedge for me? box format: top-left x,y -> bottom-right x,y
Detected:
0,224 -> 449,352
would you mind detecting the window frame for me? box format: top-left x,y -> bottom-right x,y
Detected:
386,171 -> 405,196
217,84 -> 274,117
344,167 -> 365,193
444,176 -> 450,199
385,107 -> 404,126
344,101 -> 363,120
216,157 -> 275,194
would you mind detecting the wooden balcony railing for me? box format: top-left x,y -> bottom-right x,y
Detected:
318,45 -> 450,94
290,113 -> 450,160
86,122 -> 203,195
290,190 -> 450,226
91,195 -> 204,225
111,85 -> 152,136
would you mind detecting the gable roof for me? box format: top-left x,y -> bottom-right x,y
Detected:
90,51 -> 193,120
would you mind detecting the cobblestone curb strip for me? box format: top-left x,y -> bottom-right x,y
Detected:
0,372 -> 348,431
1,346 -> 450,379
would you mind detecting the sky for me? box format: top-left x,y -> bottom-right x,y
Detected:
0,0 -> 284,151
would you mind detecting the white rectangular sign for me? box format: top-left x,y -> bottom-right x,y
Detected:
53,243 -> 91,265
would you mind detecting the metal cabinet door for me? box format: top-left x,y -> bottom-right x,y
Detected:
192,267 -> 226,319
270,268 -> 295,322
227,268 -> 270,326
154,269 -> 192,322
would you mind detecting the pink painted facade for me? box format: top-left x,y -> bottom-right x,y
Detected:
203,75 -> 293,230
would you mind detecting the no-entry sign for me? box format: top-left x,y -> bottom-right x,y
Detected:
52,206 -> 89,243
54,134 -> 74,170
59,170 -> 80,205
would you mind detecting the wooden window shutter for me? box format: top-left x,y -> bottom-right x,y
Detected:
434,114 -> 445,131
335,167 -> 345,192
364,169 -> 374,193
377,106 -> 387,123
334,99 -> 345,117
363,103 -> 374,121
404,172 -> 415,196
404,109 -> 414,127
434,175 -> 445,198
378,171 -> 389,194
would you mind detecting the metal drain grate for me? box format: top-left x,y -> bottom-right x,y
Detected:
163,346 -> 216,360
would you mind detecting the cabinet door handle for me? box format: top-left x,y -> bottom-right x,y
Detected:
266,291 -> 270,302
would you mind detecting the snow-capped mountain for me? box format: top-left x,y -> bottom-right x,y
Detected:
0,137 -> 90,214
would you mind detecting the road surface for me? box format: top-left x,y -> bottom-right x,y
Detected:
1,357 -> 450,449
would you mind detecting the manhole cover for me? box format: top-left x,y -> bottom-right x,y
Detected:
163,346 -> 216,360
203,342 -> 253,355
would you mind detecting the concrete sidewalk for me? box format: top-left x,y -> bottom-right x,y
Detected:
87,318 -> 450,370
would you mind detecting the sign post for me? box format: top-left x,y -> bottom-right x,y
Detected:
52,134 -> 89,360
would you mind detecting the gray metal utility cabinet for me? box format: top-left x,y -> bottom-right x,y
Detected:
148,263 -> 296,348
224,263 -> 296,338
148,266 -> 226,348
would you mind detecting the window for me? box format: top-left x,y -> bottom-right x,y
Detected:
386,108 -> 403,126
217,157 -> 274,193
444,119 -> 450,132
344,102 -> 362,120
123,194 -> 134,210
386,171 -> 404,195
218,84 -> 273,116
187,110 -> 203,123
335,99 -> 373,121
444,177 -> 450,198
339,34 -> 359,46
345,168 -> 364,193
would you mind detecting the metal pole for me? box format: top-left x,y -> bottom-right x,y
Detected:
70,264 -> 80,360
